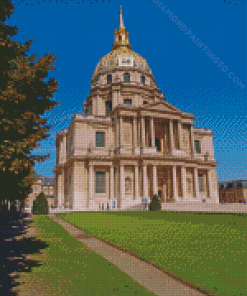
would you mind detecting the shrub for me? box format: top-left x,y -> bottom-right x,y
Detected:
33,192 -> 49,214
149,194 -> 161,211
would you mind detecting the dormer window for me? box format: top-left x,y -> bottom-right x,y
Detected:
107,74 -> 112,84
124,99 -> 132,105
123,73 -> 130,82
141,75 -> 145,84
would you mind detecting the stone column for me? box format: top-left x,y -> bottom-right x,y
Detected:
133,117 -> 137,148
115,116 -> 119,148
190,124 -> 195,157
89,164 -> 94,200
207,170 -> 213,198
119,116 -> 123,148
177,121 -> 182,149
181,166 -> 187,200
152,165 -> 158,196
110,165 -> 114,199
169,120 -> 174,150
134,165 -> 139,200
57,171 -> 64,209
143,165 -> 148,197
141,116 -> 146,147
194,167 -> 200,198
120,165 -> 125,199
172,166 -> 178,199
150,117 -> 155,148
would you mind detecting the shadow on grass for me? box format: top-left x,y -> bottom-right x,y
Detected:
0,211 -> 49,296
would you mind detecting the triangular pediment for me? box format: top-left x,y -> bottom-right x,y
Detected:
142,101 -> 183,114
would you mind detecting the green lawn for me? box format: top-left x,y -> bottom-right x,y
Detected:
57,211 -> 247,296
27,215 -> 156,296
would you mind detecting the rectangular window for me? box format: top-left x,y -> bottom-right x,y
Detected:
124,99 -> 132,105
198,175 -> 204,192
195,140 -> 201,154
143,101 -> 148,105
95,172 -> 105,193
95,132 -> 105,147
105,101 -> 112,116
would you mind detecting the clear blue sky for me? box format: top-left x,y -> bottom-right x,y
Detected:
7,0 -> 247,182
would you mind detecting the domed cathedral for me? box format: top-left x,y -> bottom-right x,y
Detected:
54,6 -> 219,211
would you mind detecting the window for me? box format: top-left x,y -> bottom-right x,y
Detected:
123,73 -> 130,82
96,172 -> 105,193
95,132 -> 105,147
141,75 -> 145,84
227,183 -> 233,189
107,74 -> 112,84
124,99 -> 132,105
198,175 -> 204,192
119,35 -> 122,41
105,101 -> 112,116
155,137 -> 161,151
107,203 -> 110,210
112,200 -> 116,209
143,101 -> 148,105
195,140 -> 201,154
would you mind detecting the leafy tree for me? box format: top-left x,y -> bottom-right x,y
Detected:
33,191 -> 48,214
149,194 -> 161,211
0,0 -> 59,204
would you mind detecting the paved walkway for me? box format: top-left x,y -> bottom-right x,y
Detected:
49,214 -> 211,296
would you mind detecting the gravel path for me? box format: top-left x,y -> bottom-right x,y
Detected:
49,214 -> 211,296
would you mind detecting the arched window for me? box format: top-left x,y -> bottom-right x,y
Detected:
107,74 -> 112,84
141,75 -> 145,84
123,73 -> 130,82
119,35 -> 122,41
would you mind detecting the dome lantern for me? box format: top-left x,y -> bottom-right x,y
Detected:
113,5 -> 132,51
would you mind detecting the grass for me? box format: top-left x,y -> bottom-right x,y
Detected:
57,211 -> 247,296
27,215 -> 156,296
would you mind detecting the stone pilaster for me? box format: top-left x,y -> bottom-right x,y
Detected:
143,165 -> 148,197
89,164 -> 94,200
110,166 -> 114,199
57,171 -> 64,209
172,166 -> 178,199
150,117 -> 155,148
134,165 -> 139,200
152,165 -> 158,196
190,124 -> 195,157
177,121 -> 182,150
169,120 -> 174,150
119,116 -> 123,147
181,166 -> 187,200
120,165 -> 125,199
141,117 -> 146,147
194,167 -> 200,198
207,170 -> 213,199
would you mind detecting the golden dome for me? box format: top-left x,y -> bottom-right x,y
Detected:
92,5 -> 152,78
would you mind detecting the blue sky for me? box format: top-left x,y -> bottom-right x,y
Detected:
7,0 -> 247,182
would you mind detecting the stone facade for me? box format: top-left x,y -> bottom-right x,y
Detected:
54,7 -> 219,211
25,174 -> 55,212
218,180 -> 247,203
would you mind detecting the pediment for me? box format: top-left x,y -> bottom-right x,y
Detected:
143,102 -> 182,114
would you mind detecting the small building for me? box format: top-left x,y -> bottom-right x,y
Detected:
24,173 -> 55,212
218,180 -> 247,203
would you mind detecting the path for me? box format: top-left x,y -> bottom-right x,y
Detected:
49,214 -> 211,296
